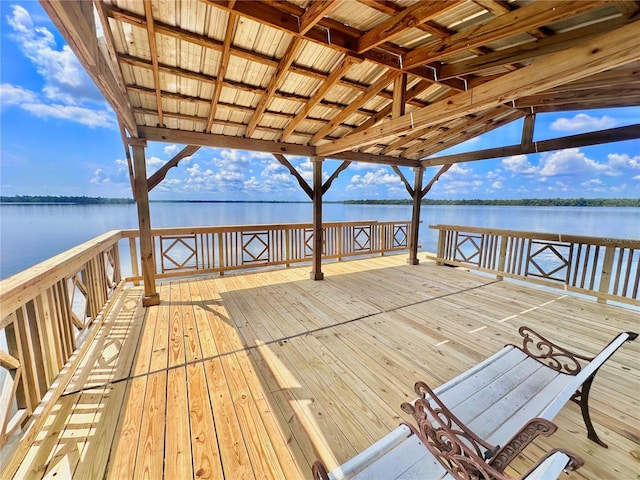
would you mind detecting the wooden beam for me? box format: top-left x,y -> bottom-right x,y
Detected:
317,20 -> 640,156
143,0 -> 164,127
392,74 -> 407,119
407,167 -> 424,265
206,12 -> 236,133
421,164 -> 452,198
335,150 -> 420,168
147,145 -> 201,192
322,161 -> 351,195
404,1 -> 605,69
311,69 -> 401,144
310,157 -> 324,280
273,154 -> 313,199
515,85 -> 640,110
356,1 -> 462,54
437,16 -> 631,80
139,126 -> 314,156
299,0 -> 341,35
245,37 -> 304,138
281,56 -> 358,141
391,166 -> 413,196
422,124 -> 640,166
132,145 -> 159,306
39,1 -> 137,134
521,114 -> 536,151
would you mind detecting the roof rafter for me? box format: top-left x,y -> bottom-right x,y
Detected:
311,69 -> 401,144
142,0 -> 164,126
246,37 -> 304,138
299,0 -> 341,35
356,1 -> 463,54
317,20 -> 640,156
206,11 -> 236,133
404,1 -> 606,69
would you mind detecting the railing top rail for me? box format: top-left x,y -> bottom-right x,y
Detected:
0,230 -> 123,316
429,224 -> 639,247
120,220 -> 406,237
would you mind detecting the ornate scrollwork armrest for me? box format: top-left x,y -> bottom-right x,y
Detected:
489,418 -> 557,473
511,326 -> 593,375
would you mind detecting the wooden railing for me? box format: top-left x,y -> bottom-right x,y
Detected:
0,231 -> 123,452
122,220 -> 412,280
430,224 -> 640,306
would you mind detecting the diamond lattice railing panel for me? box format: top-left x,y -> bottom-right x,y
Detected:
393,225 -> 407,248
68,274 -> 89,334
455,234 -> 481,265
161,235 -> 197,271
354,226 -> 371,252
304,229 -> 314,257
527,242 -> 571,282
242,232 -> 270,264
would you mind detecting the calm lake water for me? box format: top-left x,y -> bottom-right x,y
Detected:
1,203 -> 639,280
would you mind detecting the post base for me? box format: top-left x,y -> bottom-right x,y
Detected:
407,258 -> 420,265
143,293 -> 161,307
310,271 -> 324,280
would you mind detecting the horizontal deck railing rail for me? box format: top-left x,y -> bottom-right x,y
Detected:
0,231 -> 123,452
430,224 -> 640,306
122,220 -> 412,280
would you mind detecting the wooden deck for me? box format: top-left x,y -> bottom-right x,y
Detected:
10,254 -> 639,479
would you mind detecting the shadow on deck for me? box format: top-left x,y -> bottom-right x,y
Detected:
8,255 -> 640,479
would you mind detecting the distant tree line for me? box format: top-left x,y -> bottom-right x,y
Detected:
344,198 -> 640,207
0,195 -> 134,204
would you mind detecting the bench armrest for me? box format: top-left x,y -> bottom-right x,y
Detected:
489,418 -> 557,473
522,449 -> 584,480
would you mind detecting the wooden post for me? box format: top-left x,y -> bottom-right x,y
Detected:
497,236 -> 508,281
408,166 -> 424,265
132,143 -> 160,306
310,156 -> 324,280
598,245 -> 615,304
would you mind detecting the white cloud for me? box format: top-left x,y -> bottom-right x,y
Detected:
347,168 -> 402,194
90,168 -> 110,184
164,144 -> 179,156
491,181 -> 503,189
502,155 -> 538,175
0,83 -> 37,106
20,102 -> 116,128
538,149 -> 607,177
446,163 -> 472,175
633,175 -> 640,181
607,153 -> 640,170
550,113 -> 617,132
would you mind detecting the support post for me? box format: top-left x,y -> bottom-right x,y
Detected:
310,156 -> 324,280
408,167 -> 424,265
132,144 -> 160,306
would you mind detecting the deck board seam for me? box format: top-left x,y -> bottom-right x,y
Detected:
60,280 -> 501,396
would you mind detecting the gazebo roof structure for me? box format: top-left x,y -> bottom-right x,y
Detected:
43,0 -> 640,167
40,0 -> 640,305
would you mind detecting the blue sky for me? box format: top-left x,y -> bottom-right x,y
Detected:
1,2 -> 639,202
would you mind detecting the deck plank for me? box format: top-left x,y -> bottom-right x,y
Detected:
8,254 -> 639,480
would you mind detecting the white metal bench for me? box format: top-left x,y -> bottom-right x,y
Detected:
312,327 -> 637,480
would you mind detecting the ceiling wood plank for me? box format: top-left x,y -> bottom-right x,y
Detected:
245,37 -> 304,138
356,1 -> 463,54
422,124 -> 640,166
299,0 -> 341,35
317,20 -> 640,156
404,1 -> 605,69
40,0 -> 137,134
311,69 -> 401,144
281,56 -> 358,142
143,0 -> 164,127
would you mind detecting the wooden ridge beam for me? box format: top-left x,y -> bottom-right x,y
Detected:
143,0 -> 164,126
147,145 -> 201,192
311,69 -> 401,144
422,124 -> 640,167
404,1 -> 605,69
40,0 -> 137,134
273,154 -> 313,198
281,56 -> 358,142
139,126 -> 314,156
317,21 -> 640,156
356,1 -> 462,54
246,37 -> 304,138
